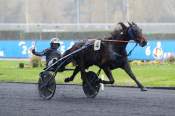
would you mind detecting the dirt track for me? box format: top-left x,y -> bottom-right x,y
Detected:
0,83 -> 175,116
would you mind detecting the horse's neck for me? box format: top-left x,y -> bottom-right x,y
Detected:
109,36 -> 128,55
104,30 -> 129,55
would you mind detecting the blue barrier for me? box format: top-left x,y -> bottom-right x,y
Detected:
0,39 -> 175,60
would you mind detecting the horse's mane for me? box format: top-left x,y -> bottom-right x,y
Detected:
106,22 -> 128,40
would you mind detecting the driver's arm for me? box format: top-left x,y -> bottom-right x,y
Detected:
32,49 -> 47,56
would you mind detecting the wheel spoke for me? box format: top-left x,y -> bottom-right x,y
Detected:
47,88 -> 54,93
38,71 -> 56,100
82,71 -> 100,98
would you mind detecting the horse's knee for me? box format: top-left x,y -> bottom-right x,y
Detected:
64,77 -> 72,82
110,79 -> 115,84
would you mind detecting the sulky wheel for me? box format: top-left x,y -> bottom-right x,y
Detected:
82,71 -> 100,98
38,71 -> 56,100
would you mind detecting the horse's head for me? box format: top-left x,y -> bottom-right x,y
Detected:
110,22 -> 147,47
127,22 -> 147,47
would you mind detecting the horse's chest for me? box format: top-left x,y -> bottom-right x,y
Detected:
101,45 -> 126,67
105,46 -> 122,61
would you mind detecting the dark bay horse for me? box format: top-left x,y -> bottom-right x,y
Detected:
63,22 -> 147,91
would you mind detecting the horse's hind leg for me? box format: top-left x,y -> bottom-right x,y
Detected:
64,66 -> 80,82
101,67 -> 115,84
123,63 -> 147,91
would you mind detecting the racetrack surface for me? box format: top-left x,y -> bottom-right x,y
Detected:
0,83 -> 175,116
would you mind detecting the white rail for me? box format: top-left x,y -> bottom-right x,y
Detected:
0,23 -> 175,34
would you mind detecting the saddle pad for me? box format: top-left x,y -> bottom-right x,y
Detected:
94,40 -> 101,51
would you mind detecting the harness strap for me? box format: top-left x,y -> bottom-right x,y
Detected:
127,43 -> 138,56
115,43 -> 138,57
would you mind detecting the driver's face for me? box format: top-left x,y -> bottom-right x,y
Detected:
51,43 -> 59,49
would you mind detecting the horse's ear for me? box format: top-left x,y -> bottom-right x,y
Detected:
128,22 -> 132,27
118,22 -> 127,30
132,21 -> 137,26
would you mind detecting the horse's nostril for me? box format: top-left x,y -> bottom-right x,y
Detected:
141,41 -> 147,47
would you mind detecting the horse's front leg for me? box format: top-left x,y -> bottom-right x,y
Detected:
64,66 -> 80,82
100,67 -> 115,84
123,62 -> 147,91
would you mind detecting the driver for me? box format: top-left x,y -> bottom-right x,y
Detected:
32,37 -> 62,67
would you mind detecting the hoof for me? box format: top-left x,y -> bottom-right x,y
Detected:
96,78 -> 102,84
64,78 -> 72,83
141,87 -> 148,91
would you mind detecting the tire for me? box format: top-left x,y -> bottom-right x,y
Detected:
82,71 -> 100,98
38,71 -> 56,100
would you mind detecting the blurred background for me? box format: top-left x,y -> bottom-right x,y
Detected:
0,0 -> 174,86
0,0 -> 175,60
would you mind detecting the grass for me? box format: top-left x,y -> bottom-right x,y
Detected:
0,60 -> 175,87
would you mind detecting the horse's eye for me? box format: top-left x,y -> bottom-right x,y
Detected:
133,29 -> 138,36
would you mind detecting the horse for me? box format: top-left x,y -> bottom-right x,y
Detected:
63,22 -> 147,91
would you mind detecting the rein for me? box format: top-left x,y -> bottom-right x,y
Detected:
89,38 -> 138,57
92,39 -> 138,57
101,39 -> 138,57
90,39 -> 129,43
102,39 -> 129,43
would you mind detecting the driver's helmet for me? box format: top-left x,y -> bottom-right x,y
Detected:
50,37 -> 60,44
50,37 -> 60,48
